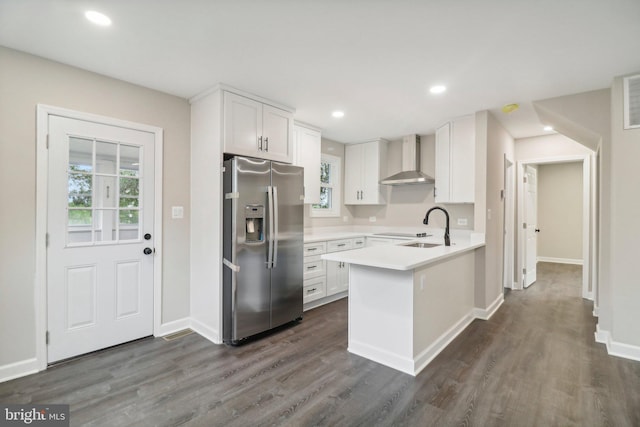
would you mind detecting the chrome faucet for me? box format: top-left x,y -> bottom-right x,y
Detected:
423,206 -> 450,246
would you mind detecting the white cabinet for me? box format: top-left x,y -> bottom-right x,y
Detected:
326,260 -> 349,296
344,139 -> 388,205
293,123 -> 321,204
303,242 -> 326,304
435,115 -> 475,203
365,237 -> 411,247
223,91 -> 294,163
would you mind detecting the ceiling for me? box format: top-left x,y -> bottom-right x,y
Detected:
1,0 -> 639,143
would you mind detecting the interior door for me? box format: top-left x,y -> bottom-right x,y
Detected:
524,165 -> 538,287
47,115 -> 155,363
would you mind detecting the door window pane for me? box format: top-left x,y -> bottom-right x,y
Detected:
119,209 -> 139,225
68,173 -> 92,207
120,177 -> 139,197
120,145 -> 140,177
96,141 -> 117,174
68,209 -> 92,226
69,137 -> 93,172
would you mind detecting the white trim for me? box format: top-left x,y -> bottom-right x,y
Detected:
595,325 -> 640,362
190,318 -> 221,344
155,317 -> 191,337
189,83 -> 295,113
349,340 -> 416,376
623,74 -> 640,129
537,256 -> 583,265
472,293 -> 504,320
516,155 -> 592,300
303,291 -> 347,312
35,104 -> 163,372
0,358 -> 39,383
593,305 -> 599,317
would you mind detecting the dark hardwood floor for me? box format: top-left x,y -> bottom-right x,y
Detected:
2,262 -> 640,426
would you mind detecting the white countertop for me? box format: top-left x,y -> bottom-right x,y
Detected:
321,235 -> 485,271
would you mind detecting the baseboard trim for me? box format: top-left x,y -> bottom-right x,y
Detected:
0,358 -> 39,383
473,293 -> 504,320
593,305 -> 599,317
413,311 -> 476,376
595,325 -> 640,362
348,340 -> 415,376
190,318 -> 221,344
156,317 -> 191,337
303,291 -> 347,312
537,256 -> 583,265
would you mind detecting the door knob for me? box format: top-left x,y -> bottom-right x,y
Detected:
143,247 -> 153,255
535,228 -> 540,233
144,233 -> 152,240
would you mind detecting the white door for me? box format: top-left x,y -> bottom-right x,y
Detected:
47,115 -> 155,363
524,165 -> 538,287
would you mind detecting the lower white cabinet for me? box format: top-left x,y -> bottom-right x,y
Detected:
303,236 -> 363,308
326,260 -> 349,296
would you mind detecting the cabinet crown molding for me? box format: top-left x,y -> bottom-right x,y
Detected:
190,83 -> 295,114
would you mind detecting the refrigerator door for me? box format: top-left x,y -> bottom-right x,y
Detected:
224,157 -> 272,342
270,162 -> 304,328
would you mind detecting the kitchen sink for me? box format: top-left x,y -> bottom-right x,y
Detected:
401,242 -> 441,248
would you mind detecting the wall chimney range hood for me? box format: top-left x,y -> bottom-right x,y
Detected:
380,135 -> 435,185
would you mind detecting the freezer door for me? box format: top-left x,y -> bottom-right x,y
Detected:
270,162 -> 304,327
224,157 -> 272,342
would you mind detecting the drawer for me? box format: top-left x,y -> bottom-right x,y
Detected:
327,239 -> 353,253
304,242 -> 326,256
303,277 -> 326,303
352,237 -> 365,248
304,259 -> 325,279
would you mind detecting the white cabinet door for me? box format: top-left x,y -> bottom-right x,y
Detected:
262,104 -> 293,163
293,124 -> 321,204
344,140 -> 386,205
223,91 -> 293,163
435,116 -> 475,203
326,260 -> 349,296
223,92 -> 262,157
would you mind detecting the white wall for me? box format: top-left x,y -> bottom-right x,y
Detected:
0,47 -> 191,369
537,162 -> 583,261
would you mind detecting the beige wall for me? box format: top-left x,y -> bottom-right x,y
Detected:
0,47 -> 191,367
610,73 -> 640,346
537,162 -> 583,261
515,133 -> 593,160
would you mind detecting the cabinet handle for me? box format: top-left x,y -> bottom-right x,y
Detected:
258,136 -> 263,151
307,288 -> 317,293
264,136 -> 269,152
434,187 -> 437,198
337,243 -> 346,247
307,265 -> 317,270
307,247 -> 317,251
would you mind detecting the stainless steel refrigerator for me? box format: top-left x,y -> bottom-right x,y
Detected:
222,156 -> 304,344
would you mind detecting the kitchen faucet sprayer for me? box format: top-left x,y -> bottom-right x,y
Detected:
423,206 -> 451,246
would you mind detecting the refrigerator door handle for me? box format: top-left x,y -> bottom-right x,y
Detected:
267,185 -> 274,269
273,186 -> 279,268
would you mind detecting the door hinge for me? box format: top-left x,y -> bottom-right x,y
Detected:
46,134 -> 50,149
523,176 -> 527,183
46,233 -> 49,247
522,222 -> 526,229
46,331 -> 49,344
523,268 -> 527,275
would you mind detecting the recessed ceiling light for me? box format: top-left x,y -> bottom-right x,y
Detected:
429,85 -> 447,94
543,125 -> 554,131
332,111 -> 345,118
85,10 -> 112,26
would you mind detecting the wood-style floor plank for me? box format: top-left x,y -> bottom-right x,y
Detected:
2,262 -> 640,426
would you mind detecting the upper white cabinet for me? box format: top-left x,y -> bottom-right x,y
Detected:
435,115 -> 475,203
293,123 -> 321,204
344,139 -> 388,205
223,91 -> 294,163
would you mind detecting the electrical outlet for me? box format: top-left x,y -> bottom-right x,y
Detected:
369,216 -> 377,223
457,218 -> 468,226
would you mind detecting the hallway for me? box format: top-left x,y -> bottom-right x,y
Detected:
1,263 -> 639,426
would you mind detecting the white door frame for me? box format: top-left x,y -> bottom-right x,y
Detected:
516,154 -> 593,299
35,104 -> 163,371
503,155 -> 515,289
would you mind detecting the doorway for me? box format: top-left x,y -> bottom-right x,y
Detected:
516,155 -> 593,299
35,105 -> 164,368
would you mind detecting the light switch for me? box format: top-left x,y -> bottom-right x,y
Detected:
457,218 -> 468,226
172,206 -> 184,219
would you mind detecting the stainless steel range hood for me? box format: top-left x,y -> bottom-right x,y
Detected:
380,135 -> 435,185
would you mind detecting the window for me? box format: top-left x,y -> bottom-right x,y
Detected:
311,154 -> 341,217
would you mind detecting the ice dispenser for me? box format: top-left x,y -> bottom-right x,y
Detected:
244,205 -> 264,242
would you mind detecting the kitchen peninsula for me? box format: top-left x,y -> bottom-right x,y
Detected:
322,233 -> 492,376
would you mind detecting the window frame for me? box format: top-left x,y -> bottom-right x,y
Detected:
310,153 -> 341,218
